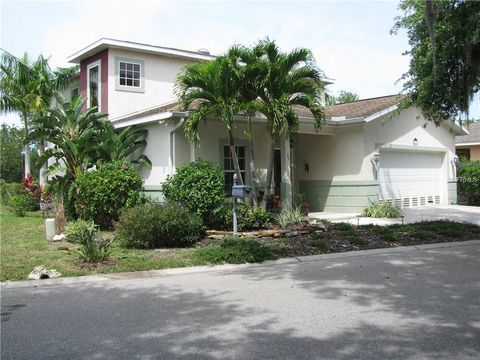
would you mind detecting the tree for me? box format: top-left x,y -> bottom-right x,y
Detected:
325,90 -> 360,105
392,0 -> 480,124
28,94 -> 108,181
96,124 -> 151,167
246,39 -> 326,208
0,124 -> 23,182
176,55 -> 251,185
0,50 -> 78,178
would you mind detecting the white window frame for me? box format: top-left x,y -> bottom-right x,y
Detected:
87,60 -> 101,110
223,144 -> 247,194
115,57 -> 145,93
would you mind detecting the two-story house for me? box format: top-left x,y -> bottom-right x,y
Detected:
64,38 -> 465,213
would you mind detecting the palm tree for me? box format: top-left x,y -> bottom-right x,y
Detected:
176,55 -> 250,186
248,39 -> 326,208
96,124 -> 152,167
28,94 -> 108,180
0,50 -> 78,179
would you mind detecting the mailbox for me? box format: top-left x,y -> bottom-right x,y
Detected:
232,185 -> 252,198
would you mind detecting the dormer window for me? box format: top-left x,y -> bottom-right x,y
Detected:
115,57 -> 144,93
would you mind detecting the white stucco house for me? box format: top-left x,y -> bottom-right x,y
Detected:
64,38 -> 465,213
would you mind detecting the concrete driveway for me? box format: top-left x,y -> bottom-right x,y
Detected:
310,205 -> 480,226
2,241 -> 479,360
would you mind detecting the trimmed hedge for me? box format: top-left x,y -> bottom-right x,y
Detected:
115,203 -> 205,248
458,162 -> 480,206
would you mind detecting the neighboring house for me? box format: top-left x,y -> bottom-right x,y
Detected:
65,38 -> 466,213
455,121 -> 480,161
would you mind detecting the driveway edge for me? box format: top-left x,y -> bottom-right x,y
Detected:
2,239 -> 479,290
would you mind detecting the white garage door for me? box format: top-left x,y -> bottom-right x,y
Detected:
379,150 -> 443,207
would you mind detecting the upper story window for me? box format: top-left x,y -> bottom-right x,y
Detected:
115,57 -> 145,93
87,60 -> 101,111
70,87 -> 79,100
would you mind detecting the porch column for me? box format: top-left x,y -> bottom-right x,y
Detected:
280,131 -> 292,209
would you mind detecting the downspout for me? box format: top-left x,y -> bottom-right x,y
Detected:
168,117 -> 185,175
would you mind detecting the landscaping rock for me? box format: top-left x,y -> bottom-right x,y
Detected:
27,266 -> 62,280
286,231 -> 299,237
52,234 -> 65,242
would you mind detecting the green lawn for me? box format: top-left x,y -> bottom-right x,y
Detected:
0,208 -> 207,281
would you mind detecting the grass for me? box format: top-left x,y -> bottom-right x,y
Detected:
2,206 -> 479,282
0,207 -> 276,281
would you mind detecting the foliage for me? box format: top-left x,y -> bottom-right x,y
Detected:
115,203 -> 205,249
333,222 -> 364,246
65,219 -> 112,262
95,124 -> 151,167
0,51 -> 79,177
28,94 -> 109,180
242,39 -> 326,205
22,174 -> 42,203
458,162 -> 480,206
275,206 -> 305,228
325,90 -> 360,105
65,218 -> 97,243
161,159 -> 225,227
176,54 -> 250,185
392,0 -> 480,123
192,237 -> 276,264
220,202 -> 270,231
0,124 -> 24,182
10,192 -> 37,216
362,201 -> 404,218
0,182 -> 23,205
311,233 -> 332,252
73,161 -> 145,229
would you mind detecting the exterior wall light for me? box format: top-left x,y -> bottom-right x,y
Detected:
304,163 -> 309,173
451,155 -> 459,165
413,138 -> 419,146
373,153 -> 380,164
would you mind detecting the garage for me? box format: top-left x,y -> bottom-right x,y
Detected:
378,150 -> 444,207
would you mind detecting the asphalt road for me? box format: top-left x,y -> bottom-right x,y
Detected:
1,242 -> 479,360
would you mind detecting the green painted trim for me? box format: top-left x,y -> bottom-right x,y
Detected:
218,138 -> 251,184
376,142 -> 447,153
299,180 -> 380,213
114,56 -> 145,93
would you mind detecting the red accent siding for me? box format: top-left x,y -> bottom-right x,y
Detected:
80,49 -> 108,114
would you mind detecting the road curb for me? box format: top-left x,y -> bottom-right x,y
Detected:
2,239 -> 479,290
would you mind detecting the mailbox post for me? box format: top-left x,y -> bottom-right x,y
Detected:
231,173 -> 252,236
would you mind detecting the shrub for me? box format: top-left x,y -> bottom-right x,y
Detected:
161,160 -> 225,227
10,192 -> 37,216
193,237 -> 276,264
311,233 -> 332,252
115,203 -> 204,248
0,182 -> 23,206
275,207 -> 305,229
22,174 -> 42,205
73,161 -> 145,229
220,202 -> 270,231
458,162 -> 480,206
362,201 -> 403,218
65,219 -> 96,243
65,219 -> 111,262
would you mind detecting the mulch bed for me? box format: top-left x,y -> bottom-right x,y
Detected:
199,220 -> 480,258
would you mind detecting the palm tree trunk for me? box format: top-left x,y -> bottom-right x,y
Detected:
39,141 -> 47,186
228,129 -> 244,186
262,138 -> 275,209
246,116 -> 258,206
22,113 -> 31,178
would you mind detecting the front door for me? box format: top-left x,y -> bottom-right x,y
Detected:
273,149 -> 281,195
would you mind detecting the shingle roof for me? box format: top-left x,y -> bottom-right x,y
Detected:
324,94 -> 405,119
456,122 -> 480,143
113,94 -> 406,124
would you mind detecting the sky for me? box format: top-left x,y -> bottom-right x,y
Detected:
1,0 -> 479,125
